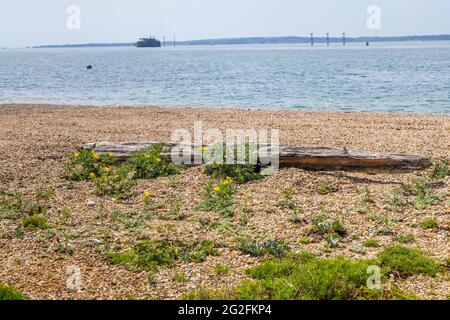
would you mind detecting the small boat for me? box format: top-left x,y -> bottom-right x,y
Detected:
136,37 -> 161,48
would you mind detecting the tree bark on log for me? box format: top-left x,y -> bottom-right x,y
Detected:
81,142 -> 431,171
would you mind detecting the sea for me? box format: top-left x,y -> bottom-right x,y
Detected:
1,41 -> 450,114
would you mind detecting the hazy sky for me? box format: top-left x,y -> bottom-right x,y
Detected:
1,0 -> 449,47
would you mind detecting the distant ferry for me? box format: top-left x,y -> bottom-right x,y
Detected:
136,37 -> 161,48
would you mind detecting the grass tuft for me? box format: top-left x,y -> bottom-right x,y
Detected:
378,246 -> 439,278
0,284 -> 28,300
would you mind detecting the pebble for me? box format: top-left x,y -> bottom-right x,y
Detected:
86,200 -> 96,207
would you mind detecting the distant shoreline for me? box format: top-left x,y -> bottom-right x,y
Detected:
32,34 -> 450,49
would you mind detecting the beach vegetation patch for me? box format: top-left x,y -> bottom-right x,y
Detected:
159,198 -> 186,221
364,239 -> 380,248
317,183 -> 332,195
90,164 -> 135,199
410,178 -> 442,209
214,264 -> 230,276
420,218 -> 439,229
378,246 -> 439,278
198,177 -> 236,217
107,240 -> 218,272
277,187 -> 297,210
0,192 -> 23,219
236,238 -> 290,257
65,148 -> 117,181
183,253 -> 405,300
428,160 -> 449,181
388,187 -> 408,212
392,233 -> 415,244
0,284 -> 28,300
127,144 -> 180,179
22,214 -> 49,230
203,143 -> 262,184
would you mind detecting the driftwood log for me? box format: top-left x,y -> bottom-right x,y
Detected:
81,142 -> 431,171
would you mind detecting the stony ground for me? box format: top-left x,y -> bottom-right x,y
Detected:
0,104 -> 449,300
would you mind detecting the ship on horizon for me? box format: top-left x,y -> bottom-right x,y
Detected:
136,36 -> 161,48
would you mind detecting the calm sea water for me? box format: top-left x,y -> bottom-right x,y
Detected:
1,42 -> 450,114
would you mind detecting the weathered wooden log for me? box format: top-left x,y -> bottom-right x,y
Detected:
81,142 -> 431,171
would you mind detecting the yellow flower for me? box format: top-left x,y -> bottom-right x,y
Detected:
144,154 -> 151,159
89,172 -> 96,178
74,152 -> 81,158
104,167 -> 111,173
144,191 -> 151,198
92,151 -> 100,160
155,157 -> 162,162
223,177 -> 233,185
108,152 -> 113,157
200,146 -> 209,152
213,186 -> 221,193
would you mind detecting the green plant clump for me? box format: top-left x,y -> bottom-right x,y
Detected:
420,218 -> 439,229
22,214 -> 49,230
236,238 -> 290,257
91,164 -> 136,199
0,284 -> 28,300
184,253 -> 392,300
428,160 -> 449,181
0,192 -> 23,219
392,233 -> 415,244
108,240 -> 217,272
198,178 -> 236,217
203,143 -> 262,184
378,246 -> 439,278
64,148 -> 116,181
127,144 -> 180,179
363,239 -> 380,248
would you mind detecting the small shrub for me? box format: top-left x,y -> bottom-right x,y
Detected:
236,238 -> 290,257
56,242 -> 74,255
198,177 -> 236,217
0,284 -> 28,300
311,217 -> 347,237
363,239 -> 380,248
378,246 -> 439,278
393,233 -> 415,244
160,198 -> 186,221
173,273 -> 188,283
388,187 -> 407,212
203,143 -> 262,184
428,160 -> 449,180
183,251 -> 421,300
22,215 -> 49,230
420,218 -> 439,229
277,187 -> 296,210
0,192 -> 23,219
91,164 -> 135,199
317,183 -> 332,195
410,179 -> 440,209
189,254 -> 382,300
362,186 -> 374,204
108,239 -> 217,272
214,264 -> 230,276
127,144 -> 180,179
289,214 -> 305,225
64,148 -> 116,181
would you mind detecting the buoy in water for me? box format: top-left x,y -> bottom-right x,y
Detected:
86,65 -> 92,69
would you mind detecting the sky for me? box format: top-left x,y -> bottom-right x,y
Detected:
0,0 -> 449,47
